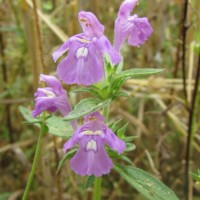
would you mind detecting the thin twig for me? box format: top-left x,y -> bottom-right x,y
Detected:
25,0 -> 68,42
181,0 -> 189,101
185,50 -> 200,200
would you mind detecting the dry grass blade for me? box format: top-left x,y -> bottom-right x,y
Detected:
0,139 -> 36,153
116,107 -> 150,136
25,0 -> 68,42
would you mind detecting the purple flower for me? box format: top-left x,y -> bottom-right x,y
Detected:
63,112 -> 126,176
52,11 -> 121,86
114,0 -> 153,52
32,74 -> 71,117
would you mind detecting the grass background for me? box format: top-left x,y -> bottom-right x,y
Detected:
0,0 -> 200,199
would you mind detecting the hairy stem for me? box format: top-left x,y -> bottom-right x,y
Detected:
93,177 -> 102,200
22,115 -> 46,200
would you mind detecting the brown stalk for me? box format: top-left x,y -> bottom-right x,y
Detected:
181,0 -> 189,102
32,0 -> 45,74
0,33 -> 13,142
185,49 -> 200,200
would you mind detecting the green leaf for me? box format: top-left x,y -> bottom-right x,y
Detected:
117,122 -> 129,137
0,192 -> 12,200
57,149 -> 77,173
124,142 -> 136,152
115,165 -> 179,200
123,135 -> 138,142
113,68 -> 164,80
46,115 -> 73,138
116,91 -> 130,98
19,106 -> 40,124
19,106 -> 73,138
109,119 -> 123,133
71,87 -> 101,98
85,175 -> 96,190
112,68 -> 163,91
192,169 -> 200,182
108,150 -> 133,165
64,98 -> 111,121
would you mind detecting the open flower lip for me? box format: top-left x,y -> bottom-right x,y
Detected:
63,112 -> 126,177
52,11 -> 121,86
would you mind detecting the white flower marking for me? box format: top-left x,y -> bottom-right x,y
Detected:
86,139 -> 97,151
76,47 -> 88,58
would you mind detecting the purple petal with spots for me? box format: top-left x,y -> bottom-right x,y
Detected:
70,137 -> 113,176
56,40 -> 104,85
53,12 -> 121,86
52,34 -> 83,62
63,112 -> 125,177
78,11 -> 104,38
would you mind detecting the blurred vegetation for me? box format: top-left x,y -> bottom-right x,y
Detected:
0,0 -> 200,199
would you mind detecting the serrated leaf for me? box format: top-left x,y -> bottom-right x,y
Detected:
19,106 -> 73,138
115,165 -> 179,200
57,149 -> 77,173
113,68 -> 163,80
64,98 -> 111,121
112,68 -> 163,90
85,175 -> 96,190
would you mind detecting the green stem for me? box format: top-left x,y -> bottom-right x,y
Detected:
22,116 -> 46,200
93,177 -> 102,200
92,104 -> 110,200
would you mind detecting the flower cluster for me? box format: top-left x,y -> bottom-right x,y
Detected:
32,0 -> 152,177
